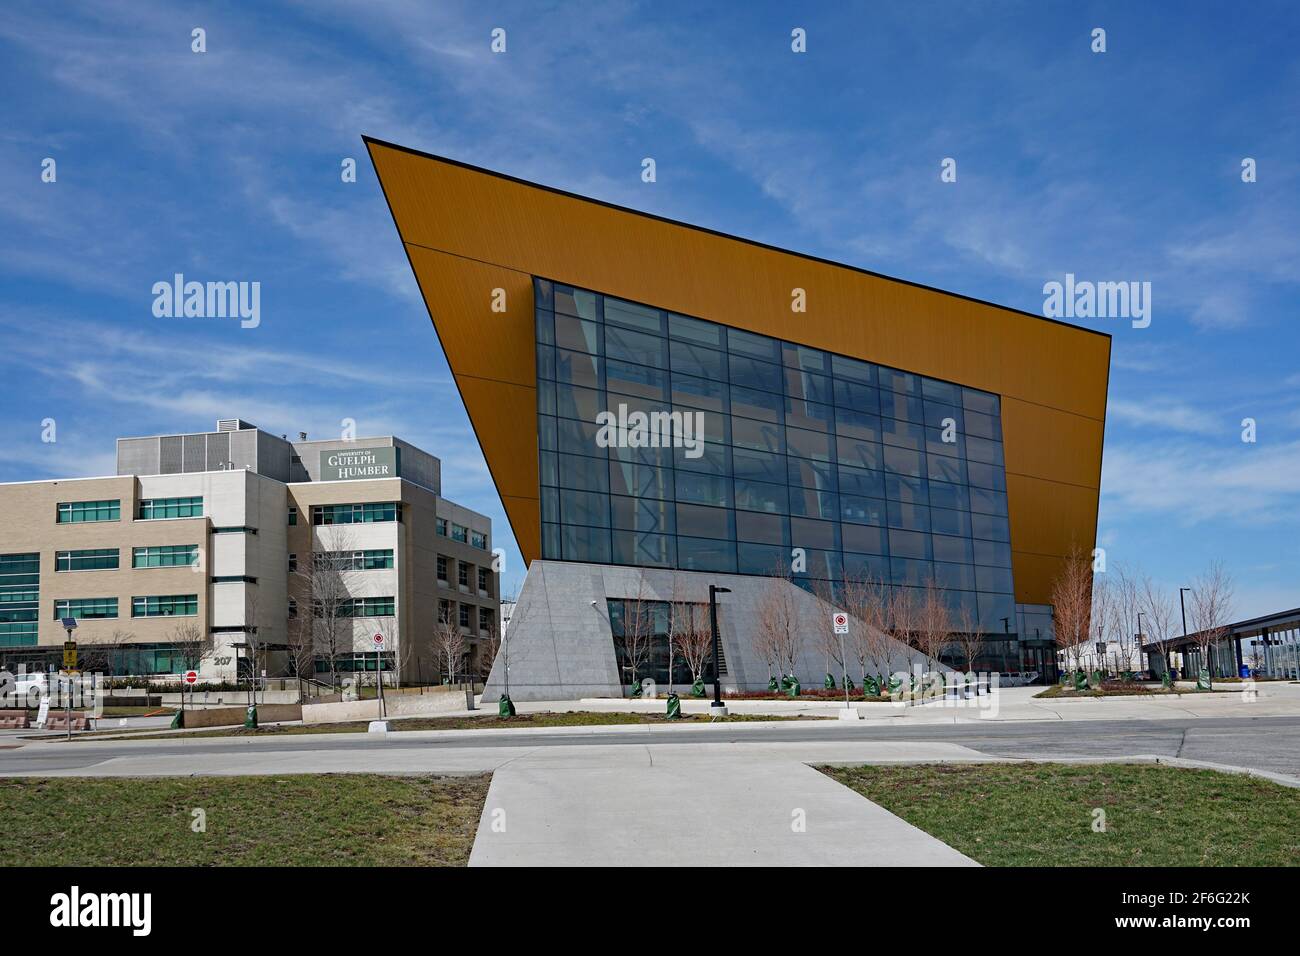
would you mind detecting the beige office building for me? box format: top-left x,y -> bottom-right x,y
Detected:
0,420 -> 498,683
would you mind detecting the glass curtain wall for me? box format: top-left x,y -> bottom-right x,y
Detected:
535,277 -> 1017,633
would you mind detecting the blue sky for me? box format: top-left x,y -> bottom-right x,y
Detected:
2,1 -> 1297,617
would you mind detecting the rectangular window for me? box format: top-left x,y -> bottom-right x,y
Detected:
54,597 -> 118,620
435,517 -> 447,536
311,502 -> 401,525
288,507 -> 298,526
0,552 -> 40,645
56,499 -> 120,523
138,496 -> 203,520
459,603 -> 471,628
314,549 -> 394,571
458,562 -> 470,588
437,555 -> 448,583
477,568 -> 489,593
131,594 -> 198,617
132,545 -> 199,568
331,596 -> 395,618
451,523 -> 468,543
470,530 -> 487,550
479,607 -> 493,631
288,553 -> 298,573
55,549 -> 120,572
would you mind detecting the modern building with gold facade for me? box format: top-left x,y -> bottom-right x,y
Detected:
367,138 -> 1110,697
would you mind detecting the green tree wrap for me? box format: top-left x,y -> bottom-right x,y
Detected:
498,694 -> 516,717
690,678 -> 706,697
824,673 -> 836,689
665,693 -> 681,720
244,705 -> 258,729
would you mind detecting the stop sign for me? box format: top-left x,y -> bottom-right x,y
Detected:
184,670 -> 198,685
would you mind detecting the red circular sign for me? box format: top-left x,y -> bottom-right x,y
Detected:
372,633 -> 385,647
183,670 -> 199,685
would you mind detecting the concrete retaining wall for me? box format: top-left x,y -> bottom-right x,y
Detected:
180,703 -> 302,728
301,690 -> 472,724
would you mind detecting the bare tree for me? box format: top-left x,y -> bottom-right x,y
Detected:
79,629 -> 134,677
676,602 -> 712,690
168,621 -> 211,710
757,565 -> 802,682
1051,546 -> 1093,679
290,525 -> 360,690
952,601 -> 982,674
616,573 -> 655,691
886,583 -> 924,675
432,606 -> 467,685
478,621 -> 501,685
1110,563 -> 1143,676
1089,572 -> 1116,674
1188,561 -> 1235,687
916,578 -> 953,675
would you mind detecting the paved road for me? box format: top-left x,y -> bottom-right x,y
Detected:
3,715 -> 1298,777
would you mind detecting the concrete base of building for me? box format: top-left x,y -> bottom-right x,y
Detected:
481,560 -> 939,702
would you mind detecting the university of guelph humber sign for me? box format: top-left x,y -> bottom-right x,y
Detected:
320,446 -> 400,481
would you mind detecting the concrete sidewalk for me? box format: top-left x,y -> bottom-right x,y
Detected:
490,682 -> 1300,725
467,740 -> 982,866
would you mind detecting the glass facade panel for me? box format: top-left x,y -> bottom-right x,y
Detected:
534,277 -> 1016,633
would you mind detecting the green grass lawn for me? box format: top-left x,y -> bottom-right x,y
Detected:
0,773 -> 489,866
824,762 -> 1300,866
111,709 -> 821,740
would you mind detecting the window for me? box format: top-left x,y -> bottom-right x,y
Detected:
138,496 -> 203,519
437,555 -> 448,583
288,553 -> 298,573
311,502 -> 401,525
288,507 -> 298,526
451,523 -> 468,543
314,549 -> 394,571
439,599 -> 452,624
132,594 -> 198,617
458,603 -> 471,628
55,549 -> 119,572
54,597 -> 118,620
458,562 -> 470,589
471,530 -> 488,550
479,607 -> 493,631
322,597 -> 395,618
133,545 -> 199,568
477,567 -> 490,593
56,499 -> 120,523
0,553 -> 40,644
288,598 -> 298,619
435,517 -> 448,536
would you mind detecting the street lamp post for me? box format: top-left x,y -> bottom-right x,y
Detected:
708,585 -> 731,715
1179,586 -> 1191,676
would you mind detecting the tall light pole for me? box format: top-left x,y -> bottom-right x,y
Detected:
1179,586 -> 1191,675
708,585 -> 731,714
